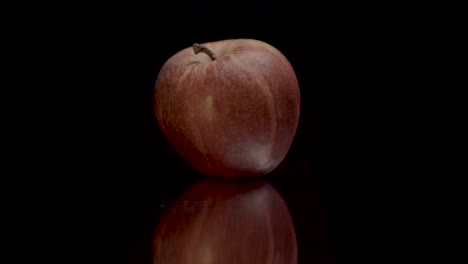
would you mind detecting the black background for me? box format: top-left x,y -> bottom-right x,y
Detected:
36,1 -> 421,263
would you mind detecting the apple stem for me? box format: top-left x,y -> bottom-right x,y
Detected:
192,43 -> 217,61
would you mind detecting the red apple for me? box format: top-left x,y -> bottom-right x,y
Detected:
153,178 -> 297,264
154,39 -> 300,178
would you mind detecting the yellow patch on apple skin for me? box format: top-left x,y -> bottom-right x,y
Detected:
203,95 -> 214,122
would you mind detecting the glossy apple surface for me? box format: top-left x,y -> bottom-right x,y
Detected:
152,178 -> 297,264
154,39 -> 300,178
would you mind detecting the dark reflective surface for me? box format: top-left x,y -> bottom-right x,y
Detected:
150,178 -> 297,264
121,163 -> 337,264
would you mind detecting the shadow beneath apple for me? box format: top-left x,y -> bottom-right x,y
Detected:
124,177 -> 297,264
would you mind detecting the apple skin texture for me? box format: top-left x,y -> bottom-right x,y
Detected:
154,39 -> 300,178
152,178 -> 297,264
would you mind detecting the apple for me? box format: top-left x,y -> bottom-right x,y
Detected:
154,39 -> 300,178
153,178 -> 297,264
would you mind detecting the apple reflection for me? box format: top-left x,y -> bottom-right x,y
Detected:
153,178 -> 297,264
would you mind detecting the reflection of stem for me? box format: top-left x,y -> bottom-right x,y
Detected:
193,43 -> 217,61
188,197 -> 212,262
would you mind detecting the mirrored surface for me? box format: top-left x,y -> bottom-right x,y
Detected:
153,178 -> 297,264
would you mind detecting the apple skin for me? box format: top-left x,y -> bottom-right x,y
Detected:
152,178 -> 297,264
154,39 -> 300,178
